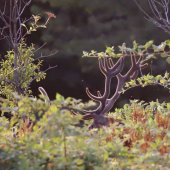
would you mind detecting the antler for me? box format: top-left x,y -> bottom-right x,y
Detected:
37,54 -> 147,130
38,87 -> 50,102
72,52 -> 148,122
99,53 -> 148,115
83,55 -> 124,115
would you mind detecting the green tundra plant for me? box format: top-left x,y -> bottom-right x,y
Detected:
0,0 -> 57,99
0,93 -> 169,170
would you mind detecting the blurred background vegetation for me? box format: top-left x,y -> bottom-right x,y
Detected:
0,0 -> 170,110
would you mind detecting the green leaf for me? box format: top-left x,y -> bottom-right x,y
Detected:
144,40 -> 153,48
106,47 -> 115,56
164,72 -> 169,79
20,159 -> 29,170
21,23 -> 27,28
166,40 -> 170,47
152,41 -> 166,52
149,142 -> 157,149
76,159 -> 83,165
104,151 -> 109,160
126,48 -> 137,53
56,93 -> 64,101
167,103 -> 170,109
138,45 -> 145,49
138,49 -> 142,54
118,45 -> 126,51
133,40 -> 138,50
160,53 -> 168,58
156,137 -> 162,145
49,104 -> 58,113
166,57 -> 170,64
146,54 -> 154,59
160,79 -> 165,84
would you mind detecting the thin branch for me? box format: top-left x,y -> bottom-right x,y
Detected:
21,50 -> 58,72
139,64 -> 170,90
148,0 -> 160,19
16,4 -> 22,43
9,0 -> 14,47
2,1 -> 6,15
2,63 -> 25,78
18,0 -> 32,18
17,16 -> 33,42
33,43 -> 46,53
22,16 -> 34,24
155,0 -> 164,7
0,35 -> 10,41
0,79 -> 16,86
25,65 -> 58,91
134,0 -> 170,35
1,31 -> 13,48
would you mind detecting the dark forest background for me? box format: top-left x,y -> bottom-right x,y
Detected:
0,0 -> 170,110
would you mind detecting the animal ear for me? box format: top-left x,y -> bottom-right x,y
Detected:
91,114 -> 108,125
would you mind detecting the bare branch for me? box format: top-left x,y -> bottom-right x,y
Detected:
134,0 -> 170,35
25,65 -> 58,91
18,0 -> 32,18
33,43 -> 46,53
0,78 -> 16,86
22,50 -> 58,71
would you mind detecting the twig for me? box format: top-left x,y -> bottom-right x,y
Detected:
25,65 -> 57,91
0,79 -> 16,86
33,43 -> 46,53
134,0 -> 170,35
17,0 -> 32,18
139,64 -> 170,91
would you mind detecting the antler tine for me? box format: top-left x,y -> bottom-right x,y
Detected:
71,110 -> 94,120
99,53 -> 148,115
137,55 -> 148,69
130,71 -> 138,80
99,57 -> 107,75
84,56 -> 124,115
104,56 -> 110,71
86,87 -> 104,101
82,114 -> 94,120
38,87 -> 50,101
137,55 -> 143,64
97,91 -> 102,97
124,53 -> 148,80
83,103 -> 102,115
109,57 -> 124,75
99,56 -> 124,76
109,58 -> 114,67
71,110 -> 79,116
130,52 -> 136,66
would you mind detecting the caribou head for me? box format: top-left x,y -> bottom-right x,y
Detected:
39,49 -> 148,130
71,50 -> 148,129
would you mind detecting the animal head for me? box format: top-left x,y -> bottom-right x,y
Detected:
71,49 -> 147,129
39,47 -> 147,130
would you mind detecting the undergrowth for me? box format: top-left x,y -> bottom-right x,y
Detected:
0,94 -> 169,170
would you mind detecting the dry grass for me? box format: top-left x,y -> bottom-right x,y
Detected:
106,105 -> 170,155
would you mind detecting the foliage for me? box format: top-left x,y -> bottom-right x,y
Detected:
0,0 -> 57,98
83,40 -> 170,63
0,42 -> 46,99
82,40 -> 170,96
0,1 -> 170,170
0,94 -> 170,170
